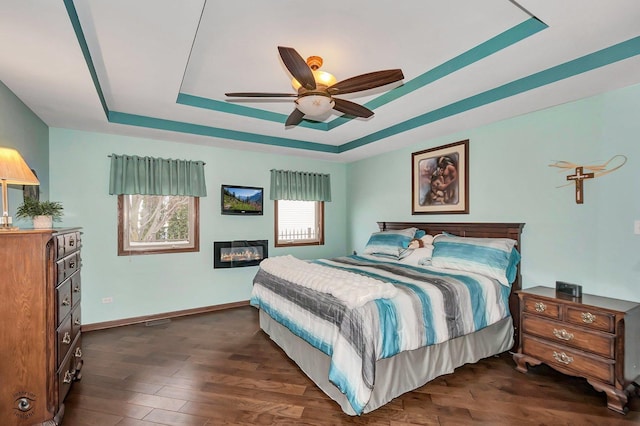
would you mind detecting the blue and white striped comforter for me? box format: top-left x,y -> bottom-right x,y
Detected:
250,255 -> 512,415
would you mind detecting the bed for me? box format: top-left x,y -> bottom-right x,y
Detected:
251,221 -> 525,415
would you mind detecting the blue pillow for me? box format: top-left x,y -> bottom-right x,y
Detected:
363,227 -> 418,259
506,247 -> 521,284
431,235 -> 519,286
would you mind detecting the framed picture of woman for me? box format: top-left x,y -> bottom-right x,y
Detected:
411,140 -> 469,214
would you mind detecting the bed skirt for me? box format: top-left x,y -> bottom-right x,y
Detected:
259,309 -> 514,415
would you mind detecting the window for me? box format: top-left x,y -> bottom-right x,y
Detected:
275,200 -> 324,247
118,194 -> 199,255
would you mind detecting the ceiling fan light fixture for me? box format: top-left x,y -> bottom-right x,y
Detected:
227,47 -> 404,127
314,70 -> 338,87
292,70 -> 337,91
291,55 -> 337,90
295,94 -> 335,117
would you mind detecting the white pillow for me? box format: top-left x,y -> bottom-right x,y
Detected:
420,234 -> 434,245
399,246 -> 434,266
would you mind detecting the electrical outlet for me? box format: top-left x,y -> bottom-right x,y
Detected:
101,297 -> 113,304
635,220 -> 640,235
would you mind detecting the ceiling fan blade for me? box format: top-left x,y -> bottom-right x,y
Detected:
285,108 -> 306,126
225,92 -> 298,98
332,98 -> 374,118
278,46 -> 316,91
327,69 -> 404,95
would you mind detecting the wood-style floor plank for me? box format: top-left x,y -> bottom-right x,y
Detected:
64,306 -> 640,425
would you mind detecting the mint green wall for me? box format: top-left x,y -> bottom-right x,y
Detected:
6,78 -> 639,325
49,128 -> 348,325
347,83 -> 640,302
0,81 -> 49,224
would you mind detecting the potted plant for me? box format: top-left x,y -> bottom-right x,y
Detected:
16,197 -> 64,229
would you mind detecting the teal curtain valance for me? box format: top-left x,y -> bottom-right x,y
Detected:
108,154 -> 207,196
270,169 -> 331,202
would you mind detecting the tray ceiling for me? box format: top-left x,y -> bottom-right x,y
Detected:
1,0 -> 639,162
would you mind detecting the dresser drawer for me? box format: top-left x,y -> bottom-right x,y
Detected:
56,316 -> 74,368
71,306 -> 81,342
56,231 -> 81,260
522,314 -> 614,358
70,272 -> 81,306
566,306 -> 615,333
58,333 -> 82,403
56,251 -> 81,284
72,334 -> 83,375
522,336 -> 614,384
57,348 -> 76,403
522,296 -> 561,320
56,279 -> 73,325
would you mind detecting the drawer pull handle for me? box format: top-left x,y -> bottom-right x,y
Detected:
69,239 -> 75,247
63,370 -> 73,384
75,347 -> 83,358
534,302 -> 546,312
69,261 -> 76,269
74,318 -> 81,326
581,312 -> 596,324
61,297 -> 70,306
552,351 -> 573,365
74,285 -> 80,293
62,332 -> 71,344
553,328 -> 574,341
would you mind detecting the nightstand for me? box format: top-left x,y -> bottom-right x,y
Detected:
513,286 -> 640,414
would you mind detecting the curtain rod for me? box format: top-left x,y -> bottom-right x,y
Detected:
107,154 -> 205,165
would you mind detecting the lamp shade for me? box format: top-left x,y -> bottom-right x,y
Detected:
295,95 -> 335,117
0,147 -> 40,185
292,70 -> 338,91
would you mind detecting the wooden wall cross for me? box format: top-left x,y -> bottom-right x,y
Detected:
549,155 -> 627,205
566,166 -> 594,204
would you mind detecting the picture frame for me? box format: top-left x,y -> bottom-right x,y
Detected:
411,139 -> 469,214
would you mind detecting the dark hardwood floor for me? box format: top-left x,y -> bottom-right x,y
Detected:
64,306 -> 640,425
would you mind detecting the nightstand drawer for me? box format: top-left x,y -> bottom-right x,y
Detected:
522,336 -> 614,384
566,306 -> 615,333
522,296 -> 560,320
522,314 -> 614,358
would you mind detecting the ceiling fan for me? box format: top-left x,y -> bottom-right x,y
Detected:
225,46 -> 404,127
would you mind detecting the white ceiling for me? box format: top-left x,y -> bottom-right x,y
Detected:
1,0 -> 639,162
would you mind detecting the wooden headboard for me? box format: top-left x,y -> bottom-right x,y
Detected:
377,221 -> 525,348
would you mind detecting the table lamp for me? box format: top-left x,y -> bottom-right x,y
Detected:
0,147 -> 40,230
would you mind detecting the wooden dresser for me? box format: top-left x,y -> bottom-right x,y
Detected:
513,286 -> 640,414
0,228 -> 83,425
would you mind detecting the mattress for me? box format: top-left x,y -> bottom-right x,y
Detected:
251,254 -> 514,414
